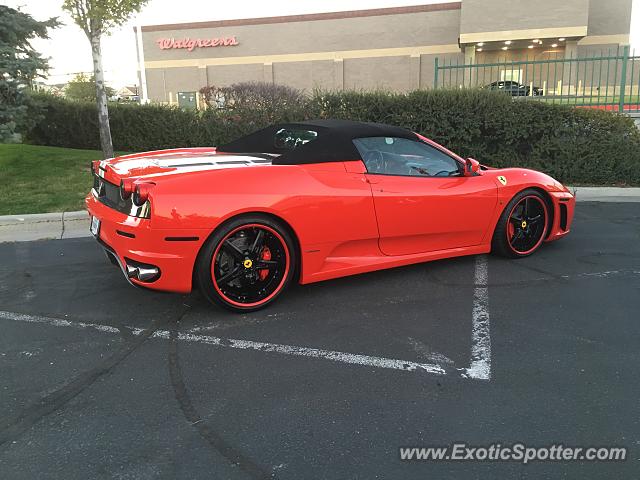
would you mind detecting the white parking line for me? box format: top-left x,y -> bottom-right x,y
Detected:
466,255 -> 492,380
0,310 -> 122,334
0,256 -> 494,380
0,310 -> 449,376
0,257 -> 495,380
561,270 -> 640,279
159,330 -> 449,374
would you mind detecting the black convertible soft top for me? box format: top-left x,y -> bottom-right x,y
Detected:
217,119 -> 417,165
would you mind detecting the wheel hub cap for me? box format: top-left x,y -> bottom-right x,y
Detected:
506,196 -> 548,255
212,224 -> 290,306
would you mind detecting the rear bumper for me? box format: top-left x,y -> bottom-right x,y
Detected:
545,191 -> 575,242
85,193 -> 210,293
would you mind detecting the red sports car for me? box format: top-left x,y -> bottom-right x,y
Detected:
86,120 -> 575,311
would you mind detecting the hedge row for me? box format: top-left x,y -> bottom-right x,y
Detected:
25,89 -> 640,185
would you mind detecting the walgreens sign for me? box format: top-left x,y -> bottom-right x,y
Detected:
155,37 -> 239,52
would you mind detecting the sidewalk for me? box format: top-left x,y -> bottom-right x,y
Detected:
0,211 -> 89,243
1,187 -> 639,243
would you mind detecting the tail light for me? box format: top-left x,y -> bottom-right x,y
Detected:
132,182 -> 155,207
120,178 -> 135,200
90,160 -> 100,175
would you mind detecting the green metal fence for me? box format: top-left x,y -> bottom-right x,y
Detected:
434,46 -> 640,112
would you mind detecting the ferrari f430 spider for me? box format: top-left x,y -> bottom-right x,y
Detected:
86,120 -> 574,311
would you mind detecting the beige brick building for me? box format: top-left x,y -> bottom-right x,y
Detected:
135,1 -> 633,105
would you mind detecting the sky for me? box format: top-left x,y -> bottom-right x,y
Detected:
6,0 -> 640,89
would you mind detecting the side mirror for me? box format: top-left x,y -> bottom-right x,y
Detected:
464,157 -> 481,176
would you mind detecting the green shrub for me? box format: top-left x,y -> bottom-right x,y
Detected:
200,81 -> 309,126
24,89 -> 640,185
310,89 -> 640,185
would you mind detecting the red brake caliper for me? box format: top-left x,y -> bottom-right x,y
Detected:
259,247 -> 271,280
508,222 -> 515,240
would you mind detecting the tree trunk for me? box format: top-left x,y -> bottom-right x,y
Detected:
90,34 -> 114,159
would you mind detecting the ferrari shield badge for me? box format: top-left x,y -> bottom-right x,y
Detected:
497,176 -> 508,186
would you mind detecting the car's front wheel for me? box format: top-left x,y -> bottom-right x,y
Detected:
492,189 -> 550,258
197,215 -> 296,312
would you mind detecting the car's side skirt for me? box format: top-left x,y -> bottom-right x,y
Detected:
300,243 -> 491,284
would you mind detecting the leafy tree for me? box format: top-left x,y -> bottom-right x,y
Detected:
0,6 -> 59,142
62,0 -> 149,158
65,72 -> 115,101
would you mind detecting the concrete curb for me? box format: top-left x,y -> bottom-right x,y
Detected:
0,187 -> 639,243
570,186 -> 640,203
0,212 -> 63,226
0,210 -> 88,243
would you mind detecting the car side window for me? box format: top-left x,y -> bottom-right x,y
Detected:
353,137 -> 461,177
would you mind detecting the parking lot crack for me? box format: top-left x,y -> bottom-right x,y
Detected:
0,315 -> 168,448
167,318 -> 273,480
60,211 -> 66,240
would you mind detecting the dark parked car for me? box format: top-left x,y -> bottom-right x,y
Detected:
485,80 -> 543,96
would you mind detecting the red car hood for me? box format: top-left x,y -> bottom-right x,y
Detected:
97,147 -> 273,183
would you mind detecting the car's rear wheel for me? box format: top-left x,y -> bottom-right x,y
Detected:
197,216 -> 296,312
492,189 -> 550,258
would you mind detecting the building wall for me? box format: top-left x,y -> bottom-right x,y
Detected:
206,64 -> 265,86
145,68 -> 166,102
343,56 -> 412,91
587,0 -> 633,36
142,8 -> 461,64
140,4 -> 462,102
272,60 -> 339,91
138,1 -> 634,103
461,0 -> 589,32
575,0 -> 633,53
459,0 -> 589,43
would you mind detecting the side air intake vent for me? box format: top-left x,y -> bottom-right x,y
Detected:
559,204 -> 568,231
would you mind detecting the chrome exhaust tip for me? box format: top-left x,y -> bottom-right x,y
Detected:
137,266 -> 160,282
126,264 -> 138,278
124,259 -> 160,283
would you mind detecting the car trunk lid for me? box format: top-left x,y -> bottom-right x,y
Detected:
97,147 -> 274,184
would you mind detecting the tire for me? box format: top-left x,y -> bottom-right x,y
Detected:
197,215 -> 297,312
492,189 -> 550,258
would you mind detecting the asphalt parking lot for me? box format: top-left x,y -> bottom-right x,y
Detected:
0,202 -> 638,479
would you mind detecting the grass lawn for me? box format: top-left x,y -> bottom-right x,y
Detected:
0,144 -> 124,215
